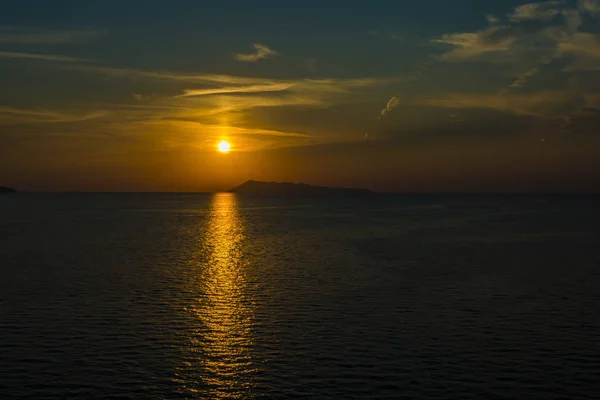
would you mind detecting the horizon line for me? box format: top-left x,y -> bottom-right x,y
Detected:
5,191 -> 600,195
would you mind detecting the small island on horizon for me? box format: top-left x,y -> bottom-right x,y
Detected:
229,180 -> 373,196
0,186 -> 17,195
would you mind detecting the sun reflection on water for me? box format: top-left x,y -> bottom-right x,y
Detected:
183,193 -> 256,398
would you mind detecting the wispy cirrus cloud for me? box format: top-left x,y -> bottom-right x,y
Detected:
77,117 -> 315,152
141,119 -> 311,138
233,43 -> 277,62
509,1 -> 562,21
66,63 -> 402,100
433,1 -> 600,89
418,91 -> 586,118
43,64 -> 406,150
433,2 -> 574,64
176,83 -> 295,97
0,50 -> 87,62
579,0 -> 600,14
433,30 -> 517,61
0,37 -> 406,151
65,64 -> 287,84
0,27 -> 104,44
0,105 -> 107,125
166,77 -> 405,127
179,77 -> 400,98
559,32 -> 600,70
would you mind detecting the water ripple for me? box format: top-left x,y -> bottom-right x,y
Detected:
1,194 -> 599,398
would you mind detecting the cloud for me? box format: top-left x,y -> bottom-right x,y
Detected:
434,2 -> 582,63
0,28 -> 104,44
0,106 -> 107,125
59,65 -> 404,137
176,83 -> 295,97
69,63 -> 401,90
509,1 -> 562,21
233,43 -> 278,62
509,52 -> 557,87
8,59 -> 408,151
486,14 -> 501,24
562,9 -> 583,31
40,69 -> 405,152
65,63 -> 401,100
433,1 -> 600,88
173,77 -> 400,103
0,50 -> 87,62
170,77 -> 401,118
433,30 -> 517,60
510,67 -> 541,88
166,94 -> 326,118
559,32 -> 600,70
579,0 -> 600,14
141,119 -> 311,138
66,64 -> 288,85
418,91 -> 585,118
378,96 -> 400,118
95,118 -> 315,152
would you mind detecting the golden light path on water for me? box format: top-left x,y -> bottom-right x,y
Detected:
182,193 -> 257,398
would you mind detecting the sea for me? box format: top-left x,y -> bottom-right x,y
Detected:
1,193 -> 599,399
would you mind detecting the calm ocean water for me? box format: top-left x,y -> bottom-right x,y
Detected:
1,193 -> 599,399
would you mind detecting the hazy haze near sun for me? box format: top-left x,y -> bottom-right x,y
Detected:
1,0 -> 600,192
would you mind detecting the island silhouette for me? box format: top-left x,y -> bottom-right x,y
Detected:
0,186 -> 17,195
229,180 -> 372,196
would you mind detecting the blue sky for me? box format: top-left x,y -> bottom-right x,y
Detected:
1,0 -> 599,191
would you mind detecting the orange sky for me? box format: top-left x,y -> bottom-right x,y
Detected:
2,1 -> 600,192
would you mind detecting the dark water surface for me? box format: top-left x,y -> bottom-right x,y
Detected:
1,193 -> 599,399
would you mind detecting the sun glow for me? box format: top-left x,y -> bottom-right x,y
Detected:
217,140 -> 231,153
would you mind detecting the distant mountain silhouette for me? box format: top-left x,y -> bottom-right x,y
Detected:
229,180 -> 372,196
0,186 -> 17,194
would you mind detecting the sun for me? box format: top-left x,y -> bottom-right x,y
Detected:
217,140 -> 231,153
